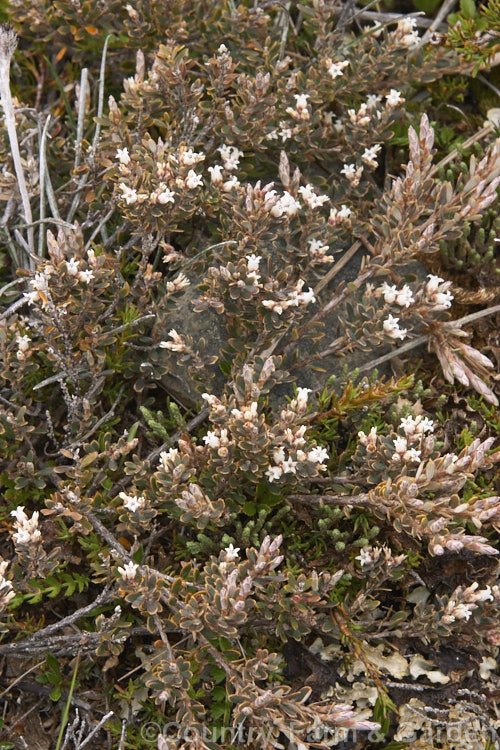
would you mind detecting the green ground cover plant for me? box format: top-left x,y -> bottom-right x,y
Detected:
0,1 -> 499,748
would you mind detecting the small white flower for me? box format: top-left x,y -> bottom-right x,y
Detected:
341,163 -> 356,179
361,144 -> 382,169
158,448 -> 179,468
308,238 -> 333,263
78,269 -> 94,283
379,282 -> 397,304
185,169 -> 203,189
383,314 -> 407,340
179,148 -> 205,166
348,104 -> 371,127
224,543 -> 240,561
328,204 -> 352,226
116,147 -> 131,165
270,191 -> 301,218
119,492 -> 146,512
273,447 -> 285,464
262,299 -> 284,315
166,272 -> 190,293
420,417 -> 434,433
118,183 -> 138,205
294,93 -> 309,110
296,387 -> 312,411
404,448 -> 421,463
327,59 -> 349,79
157,186 -> 175,204
298,184 -> 329,209
307,446 -> 329,464
218,144 -> 243,171
340,163 -> 363,186
208,164 -> 224,185
358,426 -> 377,448
424,275 -> 454,310
16,334 -> 31,352
222,175 -> 240,192
393,436 -> 407,453
117,561 -> 139,583
11,507 -> 41,546
366,94 -> 382,109
246,254 -> 262,282
66,258 -> 80,276
395,284 -> 414,308
355,547 -> 379,567
266,465 -> 283,482
386,89 -> 404,108
203,430 -> 220,449
282,457 -> 298,474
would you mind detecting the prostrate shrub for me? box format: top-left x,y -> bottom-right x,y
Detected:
0,2 -> 499,749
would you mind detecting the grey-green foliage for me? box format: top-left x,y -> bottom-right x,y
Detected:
140,400 -> 185,442
438,144 -> 500,281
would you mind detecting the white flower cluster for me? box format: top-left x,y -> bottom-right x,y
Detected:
119,492 -> 146,512
383,314 -> 407,341
361,144 -> 382,169
328,205 -> 352,227
0,560 -> 15,611
11,506 -> 42,546
340,163 -> 364,188
392,413 -> 434,464
269,190 -> 301,218
286,93 -> 310,122
424,274 -> 454,310
117,561 -> 139,583
23,270 -> 50,307
116,144 -> 206,206
218,144 -> 243,171
378,281 -> 415,308
348,103 -> 371,127
159,329 -> 188,352
265,388 -> 329,482
298,184 -> 329,209
355,544 -> 406,568
208,163 -> 241,192
158,447 -> 179,469
358,426 -> 378,452
308,239 -> 334,264
391,17 -> 420,48
441,582 -> 494,624
166,272 -> 190,294
262,279 -> 316,315
16,333 -> 31,362
65,257 -> 95,284
203,428 -> 231,458
376,275 -> 453,343
245,254 -> 262,285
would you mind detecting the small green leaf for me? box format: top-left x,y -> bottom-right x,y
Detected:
460,0 -> 477,17
80,451 -> 98,468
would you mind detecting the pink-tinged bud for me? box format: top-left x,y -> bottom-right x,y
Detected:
467,370 -> 499,406
450,357 -> 470,386
453,503 -> 470,514
478,508 -> 499,521
458,343 -> 494,369
428,518 -> 446,533
445,539 -> 463,552
431,543 -> 445,555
